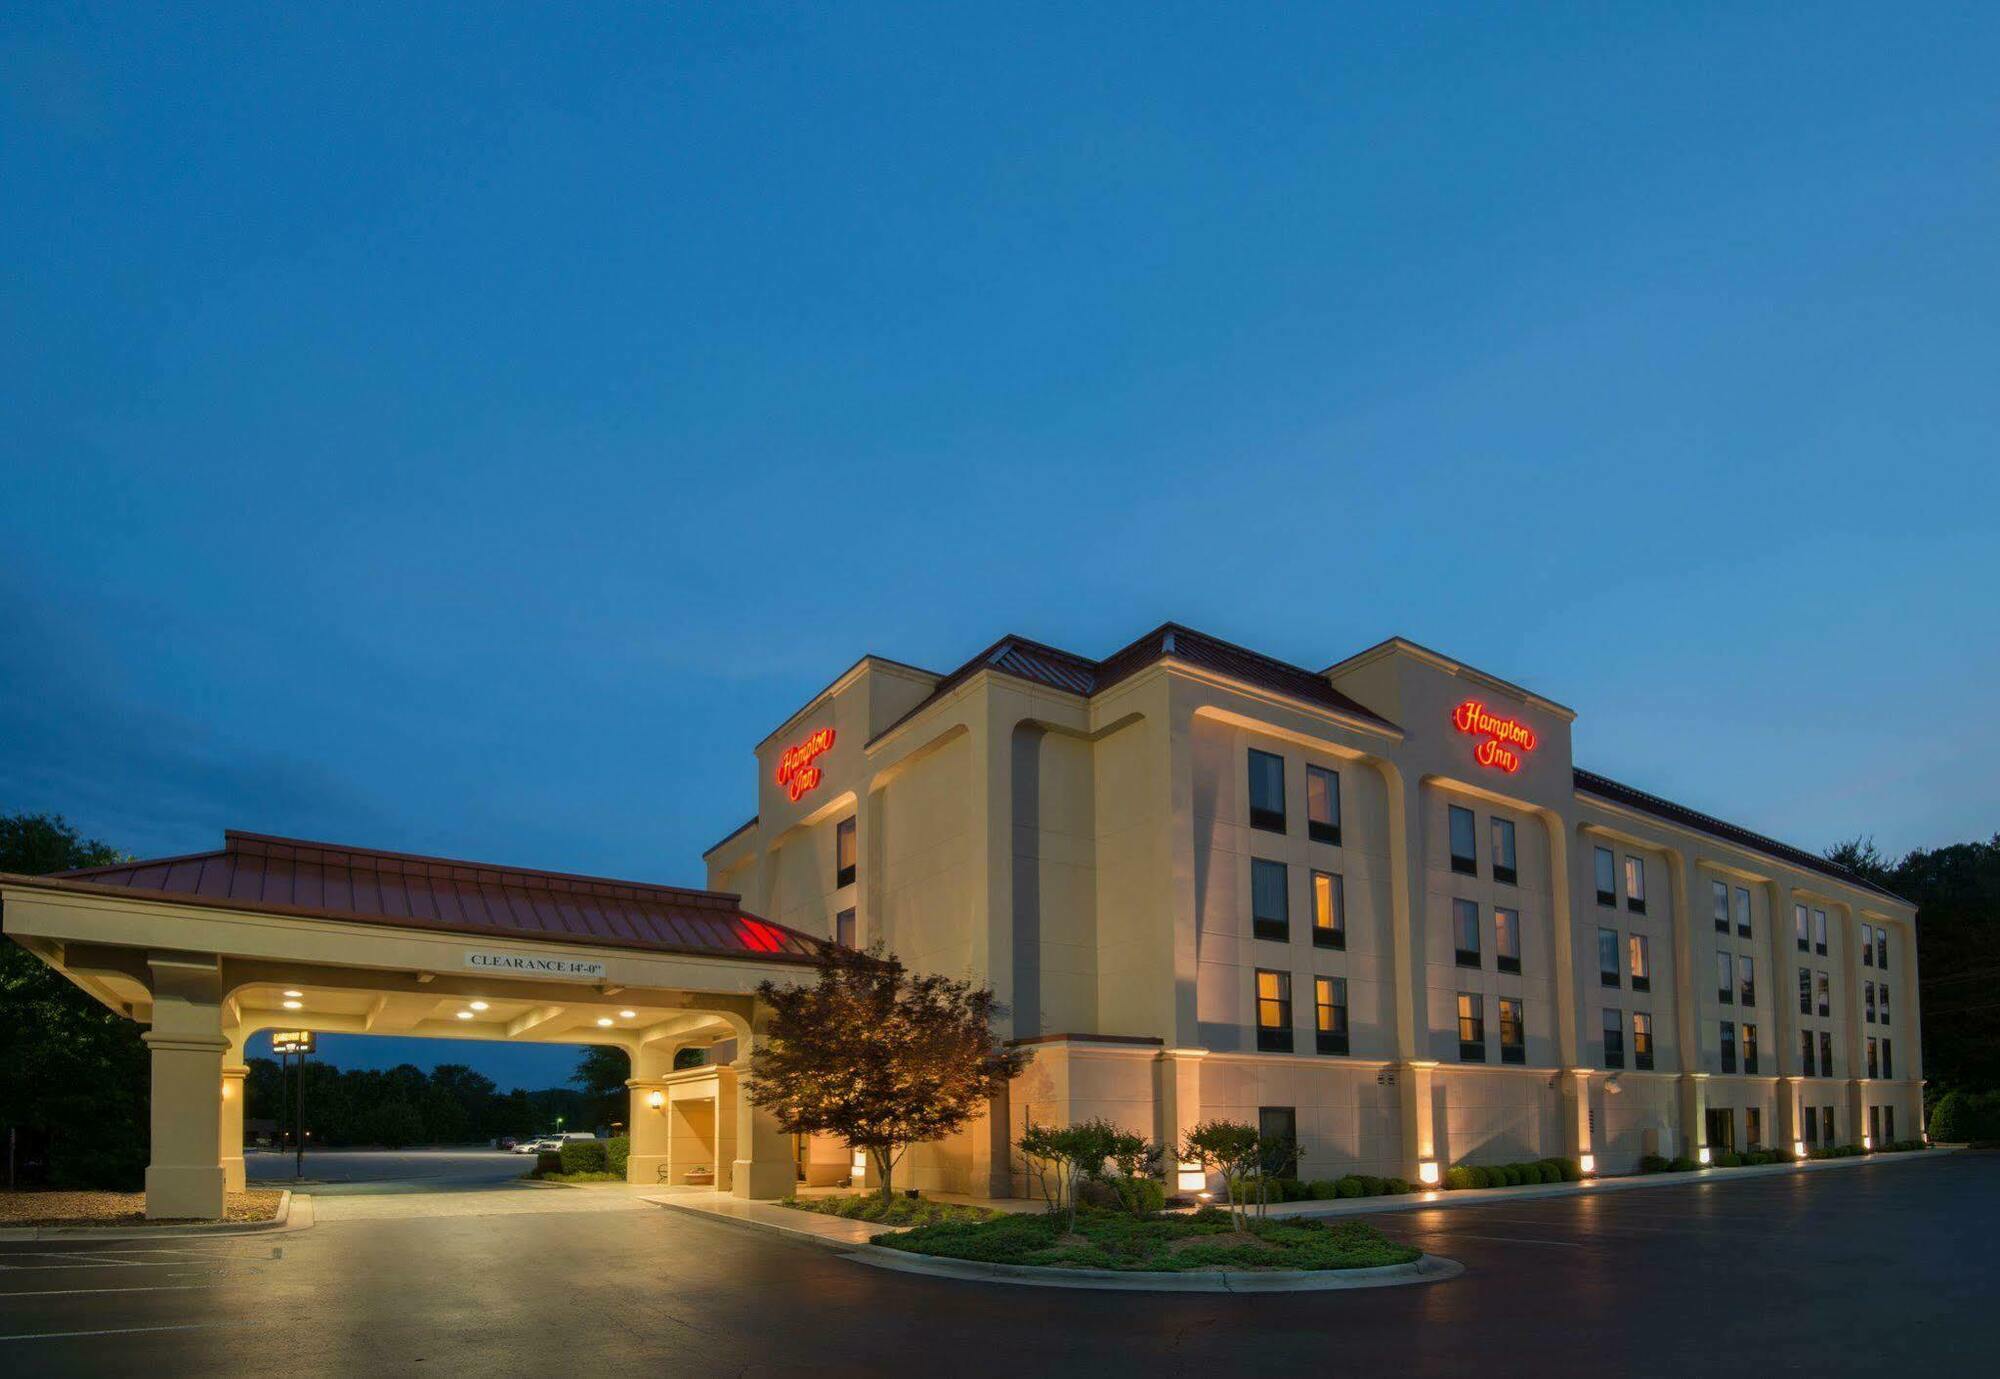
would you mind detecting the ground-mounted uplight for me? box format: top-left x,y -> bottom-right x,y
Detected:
1418,1160 -> 1441,1186
1698,1147 -> 1712,1165
1862,1135 -> 1872,1150
469,1000 -> 489,1011
647,1090 -> 665,1110
1794,1140 -> 1806,1158
1579,1153 -> 1596,1176
1176,1162 -> 1206,1192
282,999 -> 303,1010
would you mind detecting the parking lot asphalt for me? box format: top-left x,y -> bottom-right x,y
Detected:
4,1150 -> 1991,1378
245,1147 -> 534,1194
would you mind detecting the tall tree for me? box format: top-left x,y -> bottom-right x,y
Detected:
742,946 -> 1028,1201
571,1046 -> 630,1132
0,812 -> 147,1188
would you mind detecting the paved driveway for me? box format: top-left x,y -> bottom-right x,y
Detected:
246,1148 -> 532,1195
3,1152 -> 1992,1376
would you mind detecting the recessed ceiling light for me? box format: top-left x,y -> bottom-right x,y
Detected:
456,1011 -> 475,1020
282,989 -> 303,998
469,1001 -> 489,1011
282,999 -> 303,1010
619,1010 -> 636,1019
595,1017 -> 613,1027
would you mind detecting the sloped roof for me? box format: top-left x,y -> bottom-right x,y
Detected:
19,830 -> 826,963
1572,770 -> 1908,904
869,622 -> 1399,746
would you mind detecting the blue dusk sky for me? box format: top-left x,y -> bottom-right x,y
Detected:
4,5 -> 1996,1089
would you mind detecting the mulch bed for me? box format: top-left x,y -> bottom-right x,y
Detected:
0,1189 -> 285,1228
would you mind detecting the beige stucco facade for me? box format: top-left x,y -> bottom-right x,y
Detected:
708,627 -> 1924,1192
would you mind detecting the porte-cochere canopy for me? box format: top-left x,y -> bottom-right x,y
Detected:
1,832 -> 832,1220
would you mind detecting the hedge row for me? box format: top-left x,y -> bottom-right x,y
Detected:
1444,1158 -> 1582,1190
1641,1140 -> 1928,1173
1928,1091 -> 2000,1143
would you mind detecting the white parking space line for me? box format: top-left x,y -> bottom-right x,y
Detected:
1390,1229 -> 1586,1249
0,1284 -> 215,1298
0,1321 -> 242,1342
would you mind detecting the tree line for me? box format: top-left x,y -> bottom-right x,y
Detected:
246,1058 -> 602,1148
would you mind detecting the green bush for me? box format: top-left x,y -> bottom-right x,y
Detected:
1639,1154 -> 1671,1174
1668,1155 -> 1697,1172
1539,1162 -> 1563,1183
1357,1175 -> 1386,1196
1114,1177 -> 1166,1215
535,1150 -> 563,1175
1715,1151 -> 1743,1168
784,1194 -> 1000,1227
1445,1165 -> 1476,1190
558,1139 -> 609,1174
604,1136 -> 630,1178
1386,1176 -> 1413,1194
1928,1092 -> 1967,1142
1470,1166 -> 1494,1189
1540,1157 -> 1583,1182
1306,1179 -> 1341,1200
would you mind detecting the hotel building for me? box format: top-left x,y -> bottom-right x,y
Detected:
707,624 -> 1921,1194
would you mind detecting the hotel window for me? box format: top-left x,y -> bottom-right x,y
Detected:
1259,1107 -> 1299,1177
1449,805 -> 1478,875
1864,981 -> 1876,1023
1599,928 -> 1621,987
1454,898 -> 1482,967
1716,952 -> 1733,1005
1804,1104 -> 1820,1147
1884,1105 -> 1895,1142
1629,933 -> 1651,992
1821,1106 -> 1835,1146
1870,1105 -> 1882,1146
1882,1038 -> 1893,1078
1813,908 -> 1828,956
1306,765 -> 1341,845
1876,926 -> 1889,972
1594,847 -> 1617,906
1742,1023 -> 1758,1075
1862,927 -> 1875,967
1739,955 -> 1755,1008
1867,1037 -> 1879,1080
1798,967 -> 1812,1016
1816,971 -> 1830,1018
1735,886 -> 1752,938
1499,997 -> 1525,1064
1711,880 -> 1730,935
1719,1021 -> 1737,1074
1248,749 -> 1286,834
1800,1030 -> 1816,1078
1819,1030 -> 1833,1078
1624,855 -> 1647,914
1458,993 -> 1486,1062
1603,1009 -> 1625,1069
1880,983 -> 1891,1024
1795,903 -> 1810,953
1255,969 -> 1293,1053
1495,907 -> 1521,974
834,907 -> 856,949
1746,1106 -> 1763,1148
1252,859 -> 1290,942
1315,977 -> 1349,1056
835,817 -> 857,888
1311,870 -> 1345,950
1491,817 -> 1517,885
1633,1011 -> 1654,1070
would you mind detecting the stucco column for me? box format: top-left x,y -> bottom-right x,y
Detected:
1678,1072 -> 1709,1163
144,955 -> 228,1220
1156,1047 -> 1207,1191
730,1056 -> 794,1199
1777,1076 -> 1803,1155
1839,903 -> 1865,1097
1397,1060 -> 1439,1184
1767,884 -> 1800,1080
1845,1079 -> 1868,1148
1379,764 -> 1425,1061
1670,854 -> 1701,1084
626,1043 -> 674,1185
1561,1068 -> 1594,1166
220,1064 -> 249,1193
1543,816 -> 1578,1068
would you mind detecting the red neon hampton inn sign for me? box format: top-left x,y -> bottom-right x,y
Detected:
775,727 -> 836,801
1452,700 -> 1536,774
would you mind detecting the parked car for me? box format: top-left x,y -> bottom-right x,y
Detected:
558,1132 -> 598,1143
498,1137 -> 519,1151
531,1136 -> 564,1152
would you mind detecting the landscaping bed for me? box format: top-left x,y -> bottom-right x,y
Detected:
0,1188 -> 285,1228
783,1193 -> 1002,1226
874,1206 -> 1420,1272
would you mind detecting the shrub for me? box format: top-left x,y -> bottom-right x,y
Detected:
1668,1155 -> 1697,1173
1445,1165 -> 1476,1190
1715,1151 -> 1743,1168
1114,1177 -> 1166,1215
559,1139 -> 609,1174
1358,1175 -> 1386,1196
1471,1166 -> 1495,1189
1539,1162 -> 1563,1183
1336,1175 -> 1366,1198
1640,1154 -> 1671,1174
1386,1176 -> 1413,1194
1306,1179 -> 1341,1200
604,1136 -> 630,1177
1541,1157 -> 1583,1182
536,1150 -> 563,1176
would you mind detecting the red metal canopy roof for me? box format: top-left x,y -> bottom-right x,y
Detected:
31,830 -> 826,964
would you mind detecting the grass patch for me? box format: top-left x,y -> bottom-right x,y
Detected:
535,1171 -> 626,1184
874,1206 -> 1421,1272
782,1194 -> 1003,1226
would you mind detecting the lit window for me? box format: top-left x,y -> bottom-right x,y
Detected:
1248,750 -> 1286,833
1624,855 -> 1646,913
1306,765 -> 1340,845
1454,898 -> 1481,967
1315,976 -> 1348,1056
1252,859 -> 1289,942
1458,993 -> 1486,1062
1495,907 -> 1521,974
1594,846 -> 1616,906
1255,969 -> 1293,1052
1499,997 -> 1525,1064
1628,933 -> 1651,992
1633,1011 -> 1654,1070
1311,871 -> 1345,950
1491,817 -> 1517,885
1449,806 -> 1477,876
1599,928 -> 1621,987
835,817 -> 857,888
1795,903 -> 1809,953
1742,1022 -> 1758,1075
1602,1008 -> 1625,1069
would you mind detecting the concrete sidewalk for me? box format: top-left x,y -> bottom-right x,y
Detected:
648,1192 -> 889,1245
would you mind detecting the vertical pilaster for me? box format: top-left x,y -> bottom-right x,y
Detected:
1543,814 -> 1579,1069
220,1064 -> 248,1194
143,954 -> 228,1220
1777,1075 -> 1803,1155
730,1056 -> 794,1199
1679,1072 -> 1710,1163
1380,763 -> 1425,1062
1156,1048 -> 1207,1189
625,1042 -> 674,1186
1562,1068 -> 1595,1166
1397,1060 -> 1439,1184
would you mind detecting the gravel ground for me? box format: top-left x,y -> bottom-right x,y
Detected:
0,1188 -> 284,1227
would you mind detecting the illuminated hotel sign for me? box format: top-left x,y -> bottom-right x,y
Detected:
1452,700 -> 1537,774
776,726 -> 836,801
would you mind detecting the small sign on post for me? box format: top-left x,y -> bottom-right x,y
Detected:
270,1030 -> 315,1178
271,1030 -> 315,1055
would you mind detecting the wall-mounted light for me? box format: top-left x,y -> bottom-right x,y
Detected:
1580,1153 -> 1596,1175
646,1090 -> 665,1111
1418,1160 -> 1441,1186
1698,1146 -> 1711,1165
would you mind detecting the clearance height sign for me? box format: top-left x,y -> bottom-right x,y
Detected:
1452,700 -> 1537,774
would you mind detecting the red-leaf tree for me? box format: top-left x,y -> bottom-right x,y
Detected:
743,946 -> 1029,1201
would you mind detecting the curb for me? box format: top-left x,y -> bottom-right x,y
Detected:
0,1189 -> 312,1242
842,1244 -> 1463,1292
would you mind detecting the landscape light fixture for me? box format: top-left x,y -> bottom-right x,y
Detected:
1699,1147 -> 1712,1165
1418,1160 -> 1441,1186
1795,1140 -> 1807,1157
1580,1154 -> 1596,1175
